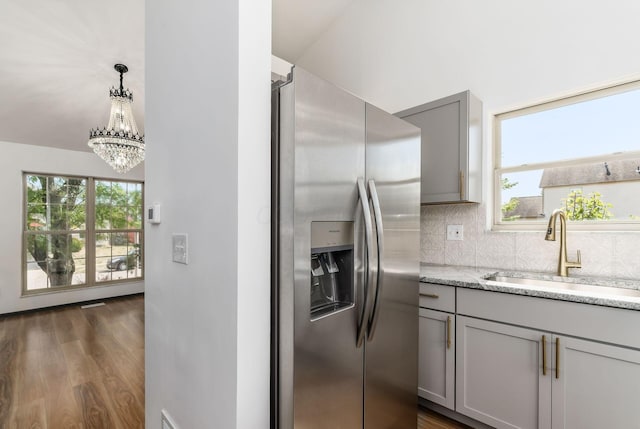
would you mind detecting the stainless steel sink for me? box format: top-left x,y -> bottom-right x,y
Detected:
484,274 -> 640,300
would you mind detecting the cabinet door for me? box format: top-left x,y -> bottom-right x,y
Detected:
456,316 -> 551,429
396,91 -> 482,204
418,308 -> 455,410
401,98 -> 462,203
552,336 -> 640,429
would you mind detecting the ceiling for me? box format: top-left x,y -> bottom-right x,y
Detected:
0,0 -> 144,153
0,0 -> 354,153
272,0 -> 357,61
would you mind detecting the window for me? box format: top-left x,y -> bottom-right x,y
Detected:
24,174 -> 143,293
494,80 -> 640,230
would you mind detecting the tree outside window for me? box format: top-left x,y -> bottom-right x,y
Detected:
24,174 -> 143,293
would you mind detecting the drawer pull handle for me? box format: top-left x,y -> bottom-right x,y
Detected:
447,316 -> 452,349
423,293 -> 439,299
542,335 -> 547,376
556,337 -> 560,379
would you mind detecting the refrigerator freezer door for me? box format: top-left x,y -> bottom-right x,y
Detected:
364,103 -> 421,429
277,67 -> 366,429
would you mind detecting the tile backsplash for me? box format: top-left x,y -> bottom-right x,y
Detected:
421,204 -> 640,280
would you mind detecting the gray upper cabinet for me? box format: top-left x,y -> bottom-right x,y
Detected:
396,91 -> 482,204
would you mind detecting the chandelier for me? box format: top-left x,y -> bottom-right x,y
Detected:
88,64 -> 144,173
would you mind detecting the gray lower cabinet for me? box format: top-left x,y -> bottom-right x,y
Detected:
418,308 -> 455,410
456,315 -> 640,429
456,316 -> 551,429
553,336 -> 640,429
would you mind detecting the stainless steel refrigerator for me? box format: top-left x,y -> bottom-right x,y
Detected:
271,66 -> 421,429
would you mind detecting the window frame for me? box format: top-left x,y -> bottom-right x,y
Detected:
493,79 -> 640,232
22,172 -> 144,295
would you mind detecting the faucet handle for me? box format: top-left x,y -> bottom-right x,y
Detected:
572,249 -> 582,268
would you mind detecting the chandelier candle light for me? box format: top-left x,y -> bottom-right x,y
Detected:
88,64 -> 144,173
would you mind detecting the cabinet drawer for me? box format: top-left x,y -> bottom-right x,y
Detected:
457,287 -> 640,350
419,283 -> 455,312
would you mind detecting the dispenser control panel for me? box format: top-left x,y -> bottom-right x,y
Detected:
310,221 -> 354,321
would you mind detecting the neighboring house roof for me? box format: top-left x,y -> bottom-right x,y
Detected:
503,195 -> 544,219
540,158 -> 640,188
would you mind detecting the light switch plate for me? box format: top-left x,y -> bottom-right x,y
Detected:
447,224 -> 464,241
172,234 -> 188,264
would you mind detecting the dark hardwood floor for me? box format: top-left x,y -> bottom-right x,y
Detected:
0,294 -> 144,429
1,294 -> 468,428
418,407 -> 471,429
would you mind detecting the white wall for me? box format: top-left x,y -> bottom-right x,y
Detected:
145,0 -> 270,428
294,0 -> 640,279
0,141 -> 144,314
296,0 -> 640,115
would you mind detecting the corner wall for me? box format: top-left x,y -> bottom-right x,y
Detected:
145,0 -> 271,427
0,141 -> 144,314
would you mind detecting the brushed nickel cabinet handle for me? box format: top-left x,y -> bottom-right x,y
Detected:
542,335 -> 547,376
423,293 -> 439,299
447,316 -> 452,349
459,170 -> 465,201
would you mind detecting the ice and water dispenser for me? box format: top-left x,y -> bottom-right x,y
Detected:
310,221 -> 354,320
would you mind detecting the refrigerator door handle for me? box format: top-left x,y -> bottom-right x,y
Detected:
356,177 -> 376,348
367,179 -> 384,341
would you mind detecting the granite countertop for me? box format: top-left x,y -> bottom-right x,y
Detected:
420,264 -> 640,311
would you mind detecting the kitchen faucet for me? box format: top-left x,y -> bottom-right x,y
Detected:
545,209 -> 581,277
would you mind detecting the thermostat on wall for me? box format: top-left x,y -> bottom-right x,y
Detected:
148,203 -> 161,224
